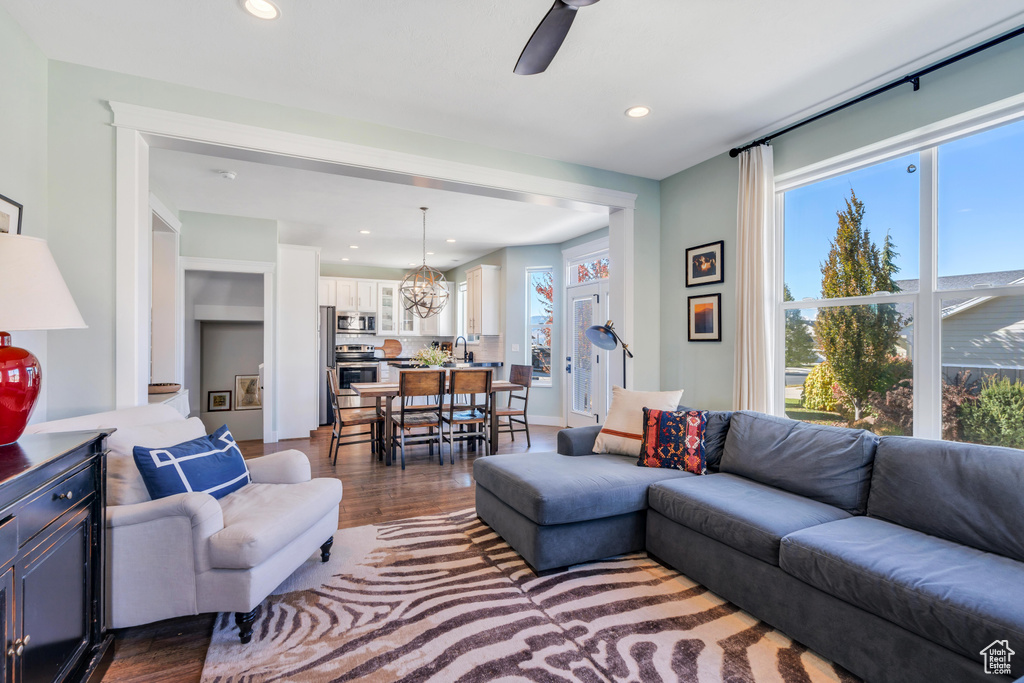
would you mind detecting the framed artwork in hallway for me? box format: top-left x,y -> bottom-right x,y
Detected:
688,293 -> 722,342
235,375 -> 262,410
685,240 -> 724,287
208,391 -> 231,412
0,192 -> 22,234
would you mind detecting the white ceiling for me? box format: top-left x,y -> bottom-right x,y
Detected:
5,2 -> 1024,179
150,148 -> 609,268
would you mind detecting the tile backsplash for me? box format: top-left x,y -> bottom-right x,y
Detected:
336,335 -> 504,363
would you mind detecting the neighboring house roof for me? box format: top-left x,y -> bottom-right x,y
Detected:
894,270 -> 1024,323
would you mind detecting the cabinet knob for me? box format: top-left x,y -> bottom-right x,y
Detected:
8,635 -> 28,657
57,491 -> 74,501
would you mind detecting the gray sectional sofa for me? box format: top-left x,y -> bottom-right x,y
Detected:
474,409 -> 1024,683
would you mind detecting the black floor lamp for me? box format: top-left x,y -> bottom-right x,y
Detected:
585,320 -> 633,389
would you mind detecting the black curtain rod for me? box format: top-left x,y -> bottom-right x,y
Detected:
728,23 -> 1024,158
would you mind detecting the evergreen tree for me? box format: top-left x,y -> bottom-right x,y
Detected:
784,284 -> 818,367
815,190 -> 904,420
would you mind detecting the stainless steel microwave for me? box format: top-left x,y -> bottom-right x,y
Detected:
337,312 -> 376,335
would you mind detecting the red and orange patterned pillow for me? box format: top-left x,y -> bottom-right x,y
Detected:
637,408 -> 708,474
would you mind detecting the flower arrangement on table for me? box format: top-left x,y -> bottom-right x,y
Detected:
412,347 -> 453,368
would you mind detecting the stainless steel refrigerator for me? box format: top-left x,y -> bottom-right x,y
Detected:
318,305 -> 336,426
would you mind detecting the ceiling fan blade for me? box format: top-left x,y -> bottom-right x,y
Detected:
514,1 -> 578,76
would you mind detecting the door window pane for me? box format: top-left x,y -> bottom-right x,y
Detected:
786,303 -> 913,436
937,119 -> 1024,285
569,253 -> 609,286
941,294 -> 1024,447
784,154 -> 920,300
572,298 -> 593,415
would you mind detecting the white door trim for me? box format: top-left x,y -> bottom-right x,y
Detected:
113,102 -> 637,438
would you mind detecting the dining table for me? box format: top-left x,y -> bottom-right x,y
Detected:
351,373 -> 525,464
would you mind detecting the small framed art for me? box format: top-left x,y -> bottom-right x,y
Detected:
235,375 -> 262,410
0,193 -> 23,235
208,390 -> 232,412
685,240 -> 723,287
688,293 -> 722,342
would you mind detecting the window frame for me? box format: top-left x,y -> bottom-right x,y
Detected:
526,266 -> 554,387
774,95 -> 1024,439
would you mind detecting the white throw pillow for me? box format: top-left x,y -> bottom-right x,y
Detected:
593,387 -> 684,457
105,417 -> 208,506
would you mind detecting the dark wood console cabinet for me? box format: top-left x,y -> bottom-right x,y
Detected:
0,432 -> 112,683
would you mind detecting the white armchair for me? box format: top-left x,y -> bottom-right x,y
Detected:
27,405 -> 343,643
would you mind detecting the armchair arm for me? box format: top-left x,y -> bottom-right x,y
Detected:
106,492 -> 223,531
246,449 -> 311,484
557,425 -> 603,456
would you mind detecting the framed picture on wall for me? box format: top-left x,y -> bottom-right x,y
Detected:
235,375 -> 262,411
208,390 -> 232,412
0,193 -> 23,235
688,293 -> 722,342
685,240 -> 724,287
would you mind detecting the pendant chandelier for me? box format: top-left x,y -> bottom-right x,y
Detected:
400,207 -> 449,319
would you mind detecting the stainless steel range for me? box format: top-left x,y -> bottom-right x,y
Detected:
336,344 -> 379,406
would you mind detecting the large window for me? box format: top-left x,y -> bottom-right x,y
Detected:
779,115 -> 1024,446
527,267 -> 554,386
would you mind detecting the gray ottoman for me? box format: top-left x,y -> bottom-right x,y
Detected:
474,451 -> 693,571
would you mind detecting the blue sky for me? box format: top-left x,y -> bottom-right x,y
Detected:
784,118 -> 1024,300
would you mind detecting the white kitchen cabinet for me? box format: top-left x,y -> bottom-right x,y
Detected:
357,281 -> 376,312
318,278 -> 335,307
335,279 -> 357,310
399,299 -> 418,335
417,282 -> 452,337
377,281 -> 399,335
466,265 -> 500,336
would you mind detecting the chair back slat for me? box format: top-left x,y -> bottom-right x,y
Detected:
399,370 -> 445,397
449,368 -> 492,396
509,364 -> 533,388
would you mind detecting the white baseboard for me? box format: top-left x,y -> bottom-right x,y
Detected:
525,415 -> 566,427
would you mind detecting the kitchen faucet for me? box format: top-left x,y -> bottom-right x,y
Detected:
455,336 -> 473,363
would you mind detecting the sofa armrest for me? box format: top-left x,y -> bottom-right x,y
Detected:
246,449 -> 311,484
106,492 -> 223,532
557,425 -> 603,456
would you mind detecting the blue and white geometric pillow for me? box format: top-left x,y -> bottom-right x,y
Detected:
133,425 -> 251,501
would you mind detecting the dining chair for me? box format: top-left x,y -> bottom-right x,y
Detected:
496,364 -> 533,447
391,370 -> 447,469
442,368 -> 493,460
326,366 -> 382,466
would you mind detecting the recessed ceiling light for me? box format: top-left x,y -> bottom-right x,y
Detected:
625,105 -> 651,118
341,257 -> 349,261
426,251 -> 435,255
349,245 -> 359,249
241,0 -> 279,19
218,170 -> 237,180
446,239 -> 456,243
359,230 -> 371,234
408,262 -> 417,266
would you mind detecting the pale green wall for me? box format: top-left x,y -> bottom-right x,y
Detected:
559,226 -> 609,252
179,211 -> 278,261
320,263 -> 409,280
39,59 -> 659,418
659,33 -> 1024,409
1,6 -> 51,421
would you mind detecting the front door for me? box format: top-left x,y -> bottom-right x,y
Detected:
565,281 -> 608,427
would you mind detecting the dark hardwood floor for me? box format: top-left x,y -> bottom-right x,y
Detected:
101,423 -> 559,683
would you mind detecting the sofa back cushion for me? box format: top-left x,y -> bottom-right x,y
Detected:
679,406 -> 733,471
720,411 -> 878,514
868,436 -> 1024,562
24,403 -> 184,434
105,417 -> 208,505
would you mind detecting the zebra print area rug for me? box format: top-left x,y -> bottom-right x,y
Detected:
201,509 -> 859,683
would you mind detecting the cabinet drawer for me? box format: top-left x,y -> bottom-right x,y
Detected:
19,465 -> 95,546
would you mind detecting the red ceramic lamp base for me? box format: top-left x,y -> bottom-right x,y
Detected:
0,332 -> 41,446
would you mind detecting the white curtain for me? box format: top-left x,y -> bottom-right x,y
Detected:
732,145 -> 777,412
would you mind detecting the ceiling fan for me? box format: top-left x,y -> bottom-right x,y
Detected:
514,0 -> 600,75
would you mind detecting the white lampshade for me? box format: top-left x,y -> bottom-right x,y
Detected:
0,234 -> 86,331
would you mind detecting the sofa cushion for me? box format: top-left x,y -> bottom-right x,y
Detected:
720,411 -> 878,514
679,406 -> 733,472
210,479 -> 344,569
473,452 -> 693,526
105,417 -> 208,505
593,387 -> 684,457
649,474 -> 851,565
638,408 -> 708,474
868,436 -> 1024,562
780,516 -> 1024,661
